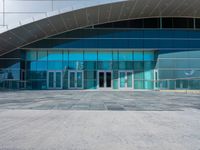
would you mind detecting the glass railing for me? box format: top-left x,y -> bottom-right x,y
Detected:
0,80 -> 27,90
1,78 -> 200,90
155,78 -> 200,90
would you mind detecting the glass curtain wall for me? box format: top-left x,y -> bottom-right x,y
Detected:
25,50 -> 156,90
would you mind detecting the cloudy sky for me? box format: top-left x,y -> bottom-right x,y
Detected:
0,0 -> 124,28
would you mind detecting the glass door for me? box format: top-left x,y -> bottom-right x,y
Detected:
98,71 -> 112,89
47,71 -> 62,89
119,71 -> 133,89
68,70 -> 84,89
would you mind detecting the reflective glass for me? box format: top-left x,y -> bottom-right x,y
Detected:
85,80 -> 96,89
134,80 -> 144,89
106,72 -> 112,88
63,52 -> 68,60
144,70 -> 153,80
144,61 -> 155,70
56,72 -> 62,88
68,61 -> 84,70
99,72 -> 104,88
144,81 -> 153,89
113,52 -> 118,61
38,51 -> 47,61
119,62 -> 126,70
119,51 -> 133,61
84,51 -> 97,61
144,51 -> 154,61
77,72 -> 83,88
48,51 -> 62,61
134,51 -> 143,61
134,61 -> 144,70
26,51 -> 36,60
29,61 -> 37,71
98,61 -> 112,70
113,71 -> 118,89
37,61 -> 47,71
48,72 -> 54,88
112,61 -> 119,70
119,72 -> 125,88
48,61 -> 62,70
2,70 -> 20,80
127,72 -> 133,88
84,61 -> 96,70
85,71 -> 96,79
134,71 -> 144,80
98,51 -> 112,61
69,51 -> 83,61
69,72 -> 75,88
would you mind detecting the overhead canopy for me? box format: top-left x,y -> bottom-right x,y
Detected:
0,0 -> 200,56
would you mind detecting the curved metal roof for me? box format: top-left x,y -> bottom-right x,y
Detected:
0,0 -> 200,56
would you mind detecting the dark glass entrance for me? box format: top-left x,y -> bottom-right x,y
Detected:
98,71 -> 112,89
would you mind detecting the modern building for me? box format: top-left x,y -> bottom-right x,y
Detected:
0,0 -> 200,90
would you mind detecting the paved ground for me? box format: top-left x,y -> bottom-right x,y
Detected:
0,91 -> 200,150
0,90 -> 200,111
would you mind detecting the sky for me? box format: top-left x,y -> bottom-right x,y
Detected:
0,0 -> 124,29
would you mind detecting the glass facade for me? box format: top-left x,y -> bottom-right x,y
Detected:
23,50 -> 155,90
1,18 -> 200,90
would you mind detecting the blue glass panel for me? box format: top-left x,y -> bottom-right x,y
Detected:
144,61 -> 155,70
119,62 -> 126,70
118,51 -> 133,61
113,52 -> 118,60
30,61 -> 37,71
29,80 -> 47,90
84,51 -> 97,61
85,80 -> 97,89
134,80 -> 144,89
26,51 -> 37,60
98,51 -> 112,61
113,61 -> 119,70
27,71 -> 46,79
63,51 -> 68,60
48,61 -> 62,70
144,70 -> 153,80
84,61 -> 97,70
63,61 -> 68,70
69,51 -> 83,61
134,71 -> 144,80
144,51 -> 154,61
48,51 -> 62,60
37,61 -> 47,71
98,61 -> 112,70
38,51 -> 47,61
134,51 -> 143,61
3,70 -> 20,80
134,61 -> 144,70
68,61 -> 84,70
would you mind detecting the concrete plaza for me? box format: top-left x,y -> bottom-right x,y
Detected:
0,91 -> 200,150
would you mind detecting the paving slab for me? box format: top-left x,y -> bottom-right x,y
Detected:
0,91 -> 199,150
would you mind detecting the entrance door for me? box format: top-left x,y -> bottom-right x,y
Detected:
98,71 -> 112,89
47,71 -> 62,89
68,70 -> 84,89
119,71 -> 133,89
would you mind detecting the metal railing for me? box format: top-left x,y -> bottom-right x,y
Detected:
0,80 -> 27,90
